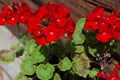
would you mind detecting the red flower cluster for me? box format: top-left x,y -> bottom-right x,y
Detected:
0,2 -> 32,26
97,64 -> 120,80
27,4 -> 75,46
0,2 -> 75,46
84,6 -> 120,43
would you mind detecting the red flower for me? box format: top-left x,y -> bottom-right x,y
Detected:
35,6 -> 49,22
113,32 -> 120,39
98,22 -> 109,33
55,18 -> 68,28
114,64 -> 120,70
48,4 -> 70,19
92,7 -> 105,16
107,77 -> 120,80
17,2 -> 32,24
6,16 -> 18,26
65,19 -> 75,39
96,32 -> 112,43
34,37 -> 47,46
97,72 -> 108,79
0,16 -> 5,25
26,16 -> 40,34
84,21 -> 98,31
108,70 -> 119,80
43,26 -> 58,43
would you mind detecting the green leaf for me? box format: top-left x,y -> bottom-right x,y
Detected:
88,68 -> 99,78
75,18 -> 86,33
88,47 -> 97,57
20,56 -> 35,75
53,73 -> 61,80
25,40 -> 37,53
28,78 -> 33,80
0,50 -> 16,64
58,57 -> 72,71
72,18 -> 86,45
36,63 -> 55,80
31,48 -> 45,63
72,53 -> 90,78
15,73 -> 29,80
75,45 -> 84,53
73,33 -> 85,44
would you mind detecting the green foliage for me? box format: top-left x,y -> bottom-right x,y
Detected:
19,39 -> 46,77
15,73 -> 32,80
27,78 -> 32,80
64,40 -> 75,54
75,18 -> 86,33
31,48 -> 45,63
25,40 -> 37,53
75,45 -> 84,53
20,56 -> 35,75
36,63 -> 55,80
73,33 -> 85,44
109,40 -> 115,46
24,39 -> 45,63
0,50 -> 16,64
72,18 -> 86,44
88,68 -> 99,78
48,42 -> 66,59
88,46 -> 97,57
58,57 -> 72,71
72,53 -> 90,78
53,73 -> 61,80
15,46 -> 24,57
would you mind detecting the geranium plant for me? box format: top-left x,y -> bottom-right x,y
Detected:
0,1 -> 120,80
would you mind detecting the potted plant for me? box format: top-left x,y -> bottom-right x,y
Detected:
0,1 -> 120,80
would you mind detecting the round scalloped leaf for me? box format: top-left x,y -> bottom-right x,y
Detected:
36,63 -> 55,80
31,48 -> 45,63
75,45 -> 84,53
58,57 -> 72,71
72,53 -> 90,78
53,73 -> 61,80
20,62 -> 35,75
0,50 -> 16,64
88,68 -> 99,79
20,56 -> 35,75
